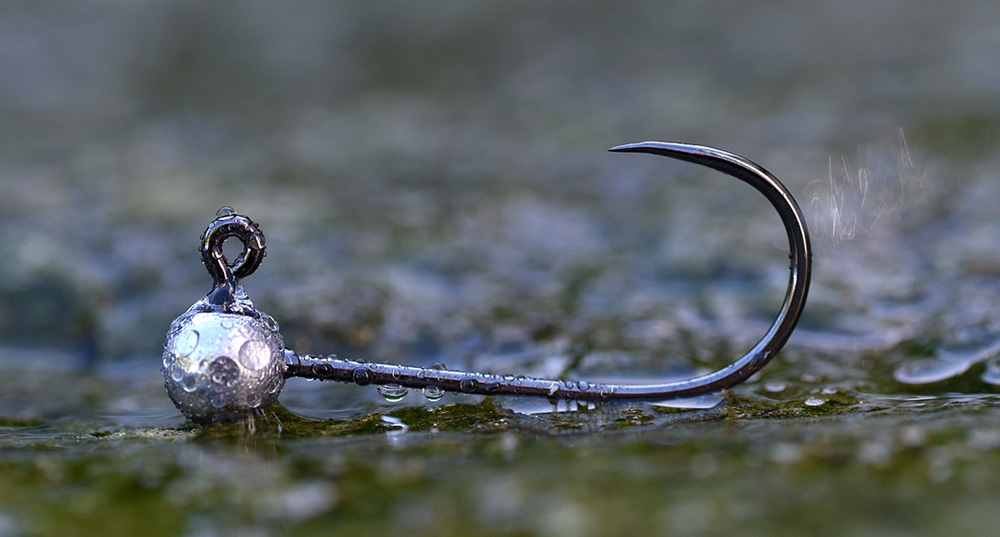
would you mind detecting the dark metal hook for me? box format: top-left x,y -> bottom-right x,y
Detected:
286,141 -> 812,401
165,142 -> 812,423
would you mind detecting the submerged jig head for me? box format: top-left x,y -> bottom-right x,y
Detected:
162,142 -> 812,423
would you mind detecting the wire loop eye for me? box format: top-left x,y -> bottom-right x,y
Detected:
199,207 -> 266,305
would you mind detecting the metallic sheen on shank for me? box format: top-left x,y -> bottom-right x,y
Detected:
286,142 -> 812,401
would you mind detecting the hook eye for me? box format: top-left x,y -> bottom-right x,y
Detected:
200,207 -> 267,289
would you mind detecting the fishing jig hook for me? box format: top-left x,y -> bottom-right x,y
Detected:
161,142 -> 812,422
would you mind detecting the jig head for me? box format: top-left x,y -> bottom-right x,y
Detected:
162,142 -> 812,423
161,208 -> 286,423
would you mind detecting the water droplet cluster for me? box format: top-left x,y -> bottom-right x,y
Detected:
162,292 -> 286,423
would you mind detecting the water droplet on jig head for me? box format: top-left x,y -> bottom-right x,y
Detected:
174,329 -> 199,356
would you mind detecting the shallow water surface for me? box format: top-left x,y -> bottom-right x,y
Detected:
3,1 -> 1000,535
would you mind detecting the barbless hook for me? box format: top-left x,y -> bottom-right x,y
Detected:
207,142 -> 811,402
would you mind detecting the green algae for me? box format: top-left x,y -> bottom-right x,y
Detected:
6,401 -> 1000,536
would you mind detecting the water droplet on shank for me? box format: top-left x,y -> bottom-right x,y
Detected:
216,206 -> 237,218
459,377 -> 479,393
311,362 -> 334,378
377,384 -> 408,402
353,368 -> 373,386
423,385 -> 444,401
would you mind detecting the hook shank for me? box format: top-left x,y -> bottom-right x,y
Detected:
288,141 -> 812,401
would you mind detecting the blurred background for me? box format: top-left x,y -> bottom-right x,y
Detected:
4,1 -> 1000,534
5,0 -> 1000,371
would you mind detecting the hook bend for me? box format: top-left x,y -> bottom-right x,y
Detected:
287,141 -> 812,401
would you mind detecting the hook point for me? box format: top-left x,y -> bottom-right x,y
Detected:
608,141 -> 702,156
607,142 -> 644,153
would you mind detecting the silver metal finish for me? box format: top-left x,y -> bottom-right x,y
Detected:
162,297 -> 286,423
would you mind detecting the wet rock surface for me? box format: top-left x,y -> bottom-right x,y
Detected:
4,1 -> 1000,535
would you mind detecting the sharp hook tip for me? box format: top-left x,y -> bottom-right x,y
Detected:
608,141 -> 693,155
607,142 -> 642,153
